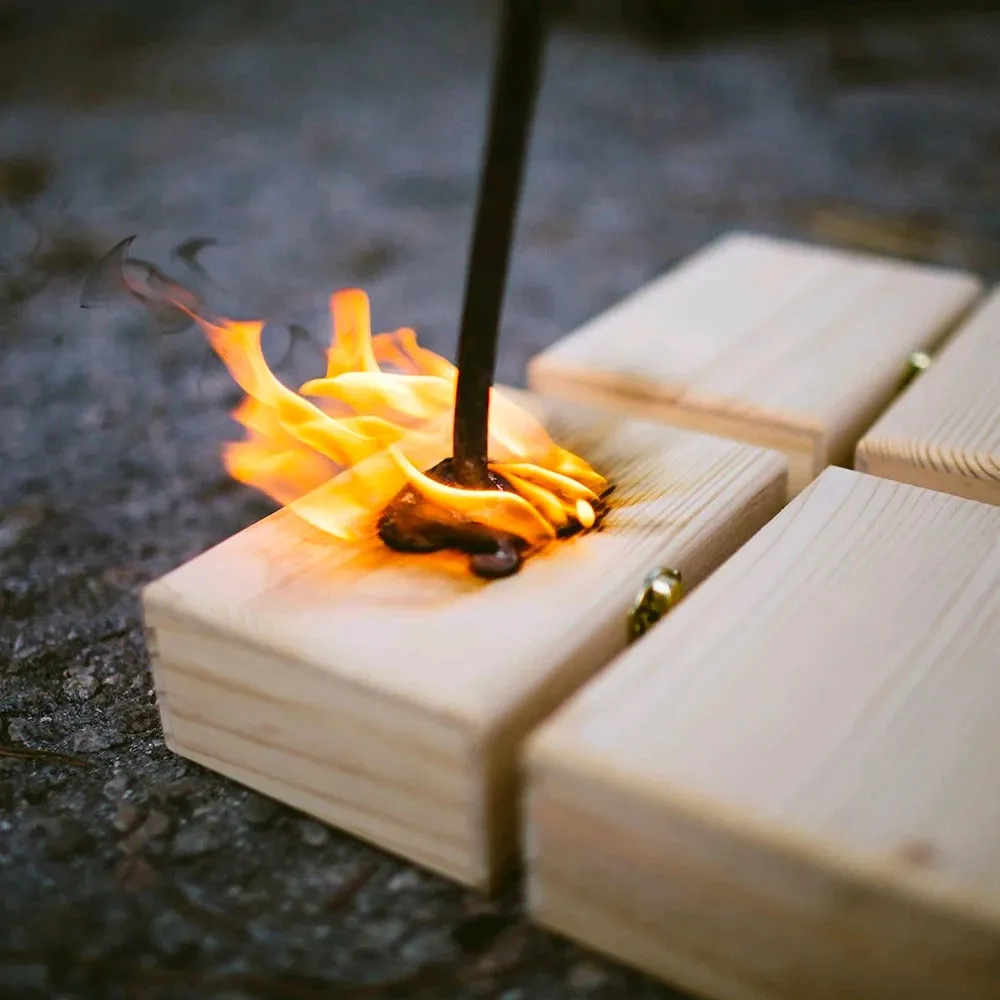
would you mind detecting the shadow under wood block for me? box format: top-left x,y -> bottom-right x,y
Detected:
141,393 -> 787,890
856,285 -> 1000,505
528,231 -> 983,498
525,467 -> 1000,1000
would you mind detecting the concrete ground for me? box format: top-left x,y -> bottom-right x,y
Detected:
2,2 -> 999,997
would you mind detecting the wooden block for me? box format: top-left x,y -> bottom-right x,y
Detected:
528,231 -> 982,497
142,393 -> 786,890
856,286 -> 1000,505
526,467 -> 1000,1000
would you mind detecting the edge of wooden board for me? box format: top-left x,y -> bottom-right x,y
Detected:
526,742 -> 1000,1000
855,285 -> 1000,505
525,365 -> 822,497
144,600 -> 489,884
528,721 -> 1000,936
855,449 -> 1000,506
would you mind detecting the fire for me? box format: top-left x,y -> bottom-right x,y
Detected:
194,289 -> 608,563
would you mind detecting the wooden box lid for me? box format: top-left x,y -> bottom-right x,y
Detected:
857,285 -> 1000,505
526,467 -> 1000,1000
528,231 -> 982,496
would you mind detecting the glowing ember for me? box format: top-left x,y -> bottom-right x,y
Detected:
194,289 -> 608,574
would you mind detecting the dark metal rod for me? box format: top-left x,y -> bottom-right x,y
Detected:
451,0 -> 546,487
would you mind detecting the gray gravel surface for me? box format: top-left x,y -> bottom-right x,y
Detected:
2,2 -> 1000,998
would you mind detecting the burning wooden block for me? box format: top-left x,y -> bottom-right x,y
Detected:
856,285 -> 1000,505
528,231 -> 983,497
143,394 -> 786,889
525,467 -> 1000,1000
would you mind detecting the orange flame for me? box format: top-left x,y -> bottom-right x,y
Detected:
195,289 -> 607,554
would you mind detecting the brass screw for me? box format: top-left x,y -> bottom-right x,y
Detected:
902,350 -> 932,388
628,567 -> 685,643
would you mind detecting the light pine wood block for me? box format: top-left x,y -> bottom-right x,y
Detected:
528,231 -> 982,497
141,394 -> 786,890
526,467 -> 1000,1000
856,285 -> 1000,505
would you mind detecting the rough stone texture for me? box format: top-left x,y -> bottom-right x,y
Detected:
2,2 -> 999,998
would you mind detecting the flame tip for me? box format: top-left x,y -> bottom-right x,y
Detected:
332,287 -> 370,303
198,286 -> 607,562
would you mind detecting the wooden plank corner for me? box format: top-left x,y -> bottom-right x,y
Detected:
856,285 -> 1000,505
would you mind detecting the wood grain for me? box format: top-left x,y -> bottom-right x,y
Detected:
856,285 -> 1000,504
528,231 -> 982,497
142,392 -> 787,889
526,467 -> 1000,1000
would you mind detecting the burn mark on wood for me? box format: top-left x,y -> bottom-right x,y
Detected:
377,457 -> 608,579
377,458 -> 528,579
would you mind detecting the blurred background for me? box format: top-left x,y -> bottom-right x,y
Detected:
2,2 -> 999,998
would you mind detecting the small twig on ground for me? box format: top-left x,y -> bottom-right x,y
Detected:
325,858 -> 379,912
0,744 -> 91,767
